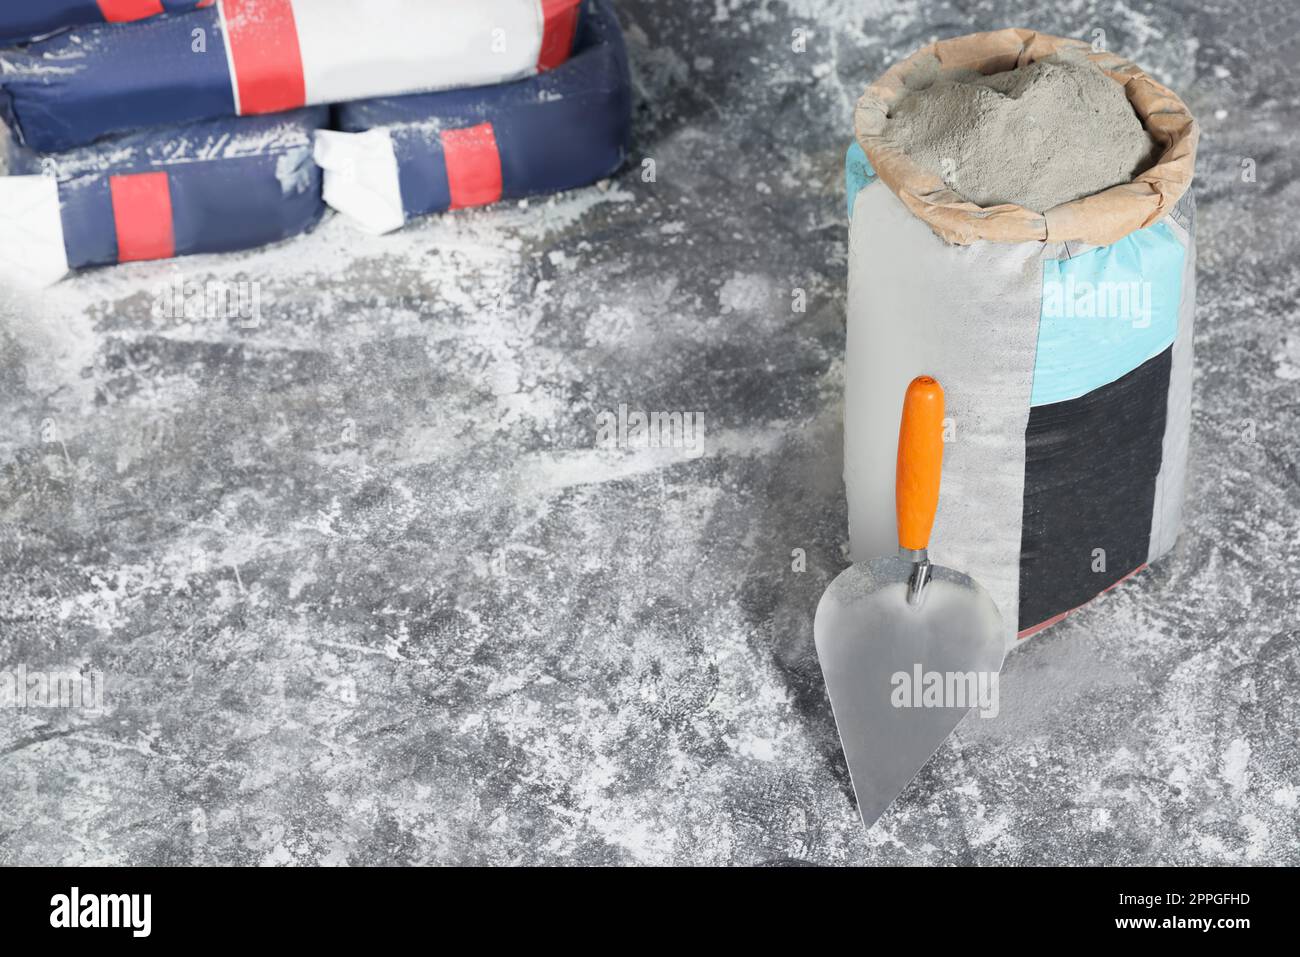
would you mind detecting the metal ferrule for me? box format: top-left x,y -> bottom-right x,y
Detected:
905,554 -> 932,608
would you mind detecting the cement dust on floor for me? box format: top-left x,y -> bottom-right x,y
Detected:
1,0 -> 1297,865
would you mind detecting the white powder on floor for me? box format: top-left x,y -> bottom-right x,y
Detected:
886,52 -> 1159,213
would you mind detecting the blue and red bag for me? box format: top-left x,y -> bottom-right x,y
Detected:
314,0 -> 631,234
0,0 -> 583,153
0,0 -> 212,47
0,107 -> 325,284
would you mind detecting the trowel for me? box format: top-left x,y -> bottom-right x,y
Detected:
815,375 -> 1005,830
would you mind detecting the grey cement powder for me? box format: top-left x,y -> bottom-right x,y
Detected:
886,53 -> 1159,213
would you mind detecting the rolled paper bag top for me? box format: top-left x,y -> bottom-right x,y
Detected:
853,28 -> 1199,246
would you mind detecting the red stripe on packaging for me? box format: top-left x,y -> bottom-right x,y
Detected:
1016,563 -> 1148,639
221,0 -> 306,114
537,0 -> 581,71
441,123 -> 504,210
97,0 -> 166,22
109,172 -> 175,262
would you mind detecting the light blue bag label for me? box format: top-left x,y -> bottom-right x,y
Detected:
845,141 -> 875,220
1032,221 -> 1186,406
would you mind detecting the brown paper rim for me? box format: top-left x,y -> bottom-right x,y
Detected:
853,28 -> 1199,246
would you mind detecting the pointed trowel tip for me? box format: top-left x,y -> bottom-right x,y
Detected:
856,803 -> 887,832
814,559 -> 1006,836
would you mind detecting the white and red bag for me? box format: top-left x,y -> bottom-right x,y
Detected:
1,0 -> 583,152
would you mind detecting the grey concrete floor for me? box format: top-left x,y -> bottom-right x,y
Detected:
1,0 -> 1297,865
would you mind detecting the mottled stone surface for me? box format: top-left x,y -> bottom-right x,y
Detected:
1,0 -> 1297,865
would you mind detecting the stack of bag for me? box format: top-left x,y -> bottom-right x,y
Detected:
0,0 -> 632,285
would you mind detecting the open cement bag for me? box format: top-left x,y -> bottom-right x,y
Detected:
0,107 -> 325,284
844,29 -> 1198,649
0,1 -> 213,47
0,0 -> 583,153
315,0 -> 631,234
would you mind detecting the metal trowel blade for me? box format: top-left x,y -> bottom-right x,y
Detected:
814,557 -> 1005,830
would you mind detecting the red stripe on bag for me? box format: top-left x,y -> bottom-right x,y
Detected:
537,0 -> 581,71
221,0 -> 306,114
109,172 -> 175,263
97,0 -> 166,22
1016,562 -> 1148,639
442,123 -> 503,210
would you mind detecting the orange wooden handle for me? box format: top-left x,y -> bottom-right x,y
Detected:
895,375 -> 945,552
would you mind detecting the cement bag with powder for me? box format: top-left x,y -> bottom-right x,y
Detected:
0,107 -> 325,285
316,0 -> 631,234
844,29 -> 1198,649
0,0 -> 584,153
0,1 -> 213,47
